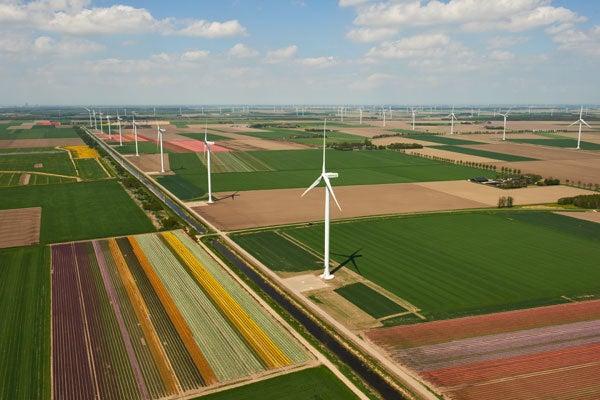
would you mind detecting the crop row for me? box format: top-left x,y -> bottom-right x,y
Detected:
134,233 -> 265,381
172,231 -> 309,364
162,231 -> 292,369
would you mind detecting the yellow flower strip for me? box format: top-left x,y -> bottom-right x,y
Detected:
62,145 -> 100,159
161,232 -> 292,369
108,238 -> 181,395
128,237 -> 218,386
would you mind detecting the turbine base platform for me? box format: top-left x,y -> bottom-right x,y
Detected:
320,273 -> 334,280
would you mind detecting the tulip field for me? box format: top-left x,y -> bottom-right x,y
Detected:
51,230 -> 309,399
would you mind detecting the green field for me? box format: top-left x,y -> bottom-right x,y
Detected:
0,147 -> 60,154
179,132 -> 232,141
159,149 -> 494,200
196,366 -> 360,400
335,283 -> 407,319
435,145 -> 538,162
0,172 -> 76,187
511,138 -> 600,150
0,151 -> 76,176
398,133 -> 482,146
0,126 -> 79,140
232,231 -> 322,272
74,158 -> 109,179
239,211 -> 600,321
0,245 -> 50,400
0,180 -> 155,243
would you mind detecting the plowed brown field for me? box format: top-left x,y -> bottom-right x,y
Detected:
0,207 -> 41,248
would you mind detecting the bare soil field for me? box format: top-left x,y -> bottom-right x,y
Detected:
463,142 -> 599,161
555,211 -> 600,224
192,183 -> 487,231
504,159 -> 600,186
193,181 -> 592,231
0,138 -> 84,148
7,122 -> 34,129
125,153 -> 171,174
221,138 -> 313,151
177,124 -> 268,134
0,207 -> 41,248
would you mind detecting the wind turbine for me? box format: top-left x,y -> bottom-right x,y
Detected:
359,108 -> 363,124
382,108 -> 386,127
498,110 -> 509,141
570,106 -> 591,150
83,107 -> 92,127
117,112 -> 123,146
411,107 -> 417,130
204,123 -> 214,203
448,107 -> 457,134
93,109 -> 97,130
301,119 -> 341,280
133,115 -> 139,156
99,113 -> 104,134
156,121 -> 166,173
106,114 -> 112,139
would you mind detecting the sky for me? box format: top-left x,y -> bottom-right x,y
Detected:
0,0 -> 599,106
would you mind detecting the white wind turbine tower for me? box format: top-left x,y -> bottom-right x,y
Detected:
570,106 -> 591,150
117,112 -> 123,146
301,119 -> 341,280
133,115 -> 140,156
448,107 -> 457,134
93,109 -> 97,130
411,107 -> 417,130
204,123 -> 214,203
498,110 -> 510,141
359,108 -> 363,124
105,114 -> 112,139
99,112 -> 104,134
382,108 -> 386,127
156,122 -> 166,173
84,107 -> 92,127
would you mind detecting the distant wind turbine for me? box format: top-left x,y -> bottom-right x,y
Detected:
133,115 -> 139,156
83,107 -> 92,127
411,107 -> 417,130
570,106 -> 591,150
156,121 -> 166,173
106,114 -> 112,139
359,108 -> 363,124
117,112 -> 123,146
204,122 -> 214,203
93,109 -> 97,130
498,110 -> 509,141
99,113 -> 104,134
301,119 -> 341,280
382,108 -> 386,127
448,107 -> 457,134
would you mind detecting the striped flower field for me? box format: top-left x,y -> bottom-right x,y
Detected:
51,231 -> 310,399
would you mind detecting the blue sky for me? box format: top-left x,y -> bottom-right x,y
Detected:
0,0 -> 598,105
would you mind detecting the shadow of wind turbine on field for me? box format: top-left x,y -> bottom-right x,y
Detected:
331,249 -> 363,275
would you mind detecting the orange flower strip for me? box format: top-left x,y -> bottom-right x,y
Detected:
161,232 -> 292,369
108,238 -> 181,395
128,236 -> 218,386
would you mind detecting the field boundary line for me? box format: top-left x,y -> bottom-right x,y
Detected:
0,170 -> 81,181
277,231 -> 324,261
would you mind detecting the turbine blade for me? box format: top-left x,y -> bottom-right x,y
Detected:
301,175 -> 323,197
569,121 -> 578,127
582,120 -> 591,128
323,175 -> 342,211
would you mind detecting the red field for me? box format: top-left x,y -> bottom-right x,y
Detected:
365,301 -> 600,400
366,300 -> 600,350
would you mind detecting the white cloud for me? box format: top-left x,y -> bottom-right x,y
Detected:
489,50 -> 515,61
485,36 -> 530,49
227,43 -> 259,58
346,27 -> 397,42
0,32 -> 30,53
339,0 -> 372,7
352,0 -> 583,33
44,5 -> 158,35
366,33 -> 451,59
173,19 -> 247,38
264,45 -> 298,64
552,25 -> 600,56
181,49 -> 210,61
300,56 -> 336,68
350,72 -> 394,89
33,35 -> 104,55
